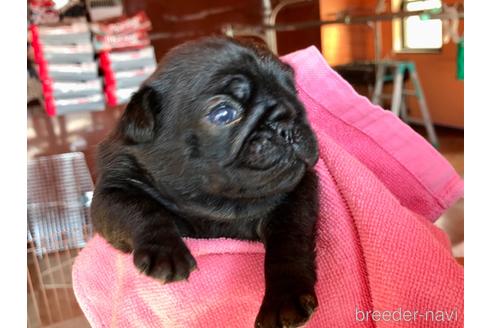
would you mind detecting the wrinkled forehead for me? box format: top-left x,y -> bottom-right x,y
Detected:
152,40 -> 294,94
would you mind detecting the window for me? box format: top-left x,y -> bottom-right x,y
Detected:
392,0 -> 443,52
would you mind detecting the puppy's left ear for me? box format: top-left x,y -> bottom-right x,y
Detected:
118,85 -> 162,144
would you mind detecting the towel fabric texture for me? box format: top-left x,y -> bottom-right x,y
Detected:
73,46 -> 464,327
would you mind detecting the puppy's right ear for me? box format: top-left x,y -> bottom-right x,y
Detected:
118,85 -> 162,144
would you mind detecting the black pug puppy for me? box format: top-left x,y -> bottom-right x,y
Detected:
91,36 -> 319,328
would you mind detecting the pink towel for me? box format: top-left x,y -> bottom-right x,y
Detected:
73,46 -> 464,327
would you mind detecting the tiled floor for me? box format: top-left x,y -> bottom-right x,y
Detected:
27,242 -> 91,328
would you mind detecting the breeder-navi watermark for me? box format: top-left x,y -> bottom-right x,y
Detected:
355,307 -> 458,322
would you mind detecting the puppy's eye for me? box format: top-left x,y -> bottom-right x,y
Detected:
208,103 -> 239,125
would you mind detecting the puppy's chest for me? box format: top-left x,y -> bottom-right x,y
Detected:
173,195 -> 284,240
175,193 -> 281,220
154,188 -> 285,240
174,214 -> 263,241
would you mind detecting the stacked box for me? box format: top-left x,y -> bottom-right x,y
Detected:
29,22 -> 104,116
99,47 -> 156,106
92,12 -> 156,106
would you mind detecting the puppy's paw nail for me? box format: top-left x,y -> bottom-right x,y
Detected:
133,241 -> 197,283
255,290 -> 318,328
134,251 -> 151,274
298,293 -> 318,316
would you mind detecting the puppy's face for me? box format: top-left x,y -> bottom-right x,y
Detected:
118,37 -> 318,200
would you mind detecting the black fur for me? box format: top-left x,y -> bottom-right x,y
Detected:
91,36 -> 320,328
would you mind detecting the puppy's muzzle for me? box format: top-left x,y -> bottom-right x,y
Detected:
220,100 -> 283,167
222,101 -> 318,170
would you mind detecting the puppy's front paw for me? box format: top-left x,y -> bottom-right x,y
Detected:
133,239 -> 197,283
255,291 -> 318,328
